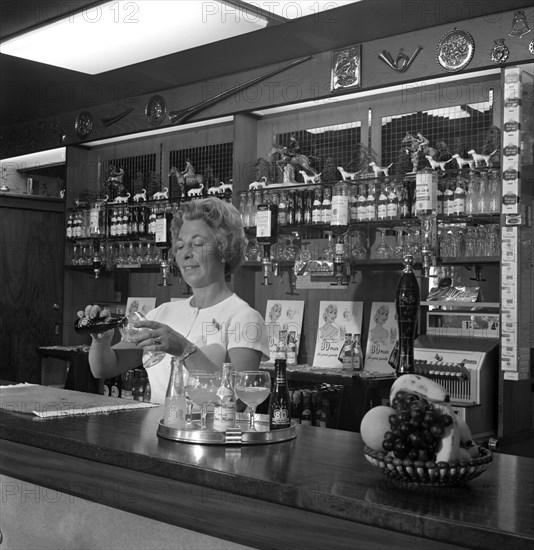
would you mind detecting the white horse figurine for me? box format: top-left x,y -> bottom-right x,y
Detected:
249,176 -> 268,190
113,193 -> 130,203
337,166 -> 359,181
451,154 -> 475,170
369,162 -> 393,177
152,187 -> 169,200
299,171 -> 321,184
187,184 -> 204,198
468,149 -> 498,167
133,189 -> 147,202
425,155 -> 453,171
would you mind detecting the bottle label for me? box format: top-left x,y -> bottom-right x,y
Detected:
164,396 -> 188,428
377,202 -> 387,220
154,217 -> 167,244
416,171 -> 437,215
213,402 -> 236,431
330,195 -> 349,226
255,209 -> 272,239
271,407 -> 290,426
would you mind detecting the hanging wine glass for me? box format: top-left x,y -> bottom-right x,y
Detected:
375,228 -> 392,260
350,230 -> 367,260
393,227 -> 406,259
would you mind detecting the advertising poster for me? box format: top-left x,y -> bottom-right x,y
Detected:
364,302 -> 398,374
265,300 -> 304,362
126,297 -> 156,320
312,301 -> 363,368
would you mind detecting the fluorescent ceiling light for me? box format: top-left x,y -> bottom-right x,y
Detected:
0,148 -> 66,171
82,116 -> 234,147
0,1 -> 269,74
239,0 -> 362,19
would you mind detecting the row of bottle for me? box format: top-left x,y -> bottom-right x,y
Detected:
66,202 -> 179,241
439,171 -> 501,216
290,388 -> 341,428
239,171 -> 501,233
103,368 -> 151,402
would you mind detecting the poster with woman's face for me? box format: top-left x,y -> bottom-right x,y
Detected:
265,300 -> 304,362
364,302 -> 398,374
312,301 -> 363,368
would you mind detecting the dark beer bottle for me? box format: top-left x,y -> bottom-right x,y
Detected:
394,254 -> 420,377
269,332 -> 291,430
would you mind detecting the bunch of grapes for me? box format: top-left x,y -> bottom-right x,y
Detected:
382,391 -> 453,461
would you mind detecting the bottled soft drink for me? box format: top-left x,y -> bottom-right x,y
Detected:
163,357 -> 188,428
213,363 -> 237,431
286,331 -> 298,366
268,332 -> 291,430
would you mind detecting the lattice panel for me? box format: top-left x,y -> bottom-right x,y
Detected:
273,122 -> 362,183
382,100 -> 494,175
102,153 -> 159,199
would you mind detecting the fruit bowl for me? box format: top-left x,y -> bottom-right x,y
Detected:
363,445 -> 493,486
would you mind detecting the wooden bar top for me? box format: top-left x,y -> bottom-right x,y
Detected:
0,402 -> 533,550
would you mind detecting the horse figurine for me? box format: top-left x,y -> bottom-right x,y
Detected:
170,162 -> 204,193
268,144 -> 319,177
402,132 -> 437,159
168,166 -> 185,198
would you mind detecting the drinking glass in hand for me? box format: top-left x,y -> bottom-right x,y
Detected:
234,371 -> 271,430
118,312 -> 166,368
185,371 -> 221,430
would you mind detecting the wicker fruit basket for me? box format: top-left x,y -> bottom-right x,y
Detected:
363,445 -> 493,486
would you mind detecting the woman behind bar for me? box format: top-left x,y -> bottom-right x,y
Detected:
86,198 -> 270,404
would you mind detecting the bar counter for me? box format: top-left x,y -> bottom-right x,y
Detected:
1,403 -> 533,550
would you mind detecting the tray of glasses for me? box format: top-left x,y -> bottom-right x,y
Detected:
157,418 -> 297,445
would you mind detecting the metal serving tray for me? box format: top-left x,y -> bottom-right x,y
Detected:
157,418 -> 297,445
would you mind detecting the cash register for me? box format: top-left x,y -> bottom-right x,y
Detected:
414,335 -> 499,439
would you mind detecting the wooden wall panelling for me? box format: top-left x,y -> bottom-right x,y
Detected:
0,200 -> 64,382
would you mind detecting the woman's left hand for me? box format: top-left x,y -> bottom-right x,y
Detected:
131,319 -> 190,357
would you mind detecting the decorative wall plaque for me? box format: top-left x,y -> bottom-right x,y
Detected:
491,39 -> 510,64
145,95 -> 167,126
331,44 -> 361,92
74,111 -> 93,138
436,28 -> 474,72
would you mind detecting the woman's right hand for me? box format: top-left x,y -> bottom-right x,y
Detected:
77,304 -> 114,342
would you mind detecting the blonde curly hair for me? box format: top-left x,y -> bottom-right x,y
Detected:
171,198 -> 247,275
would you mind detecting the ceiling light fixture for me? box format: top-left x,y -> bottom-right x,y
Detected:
0,0 -> 270,74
